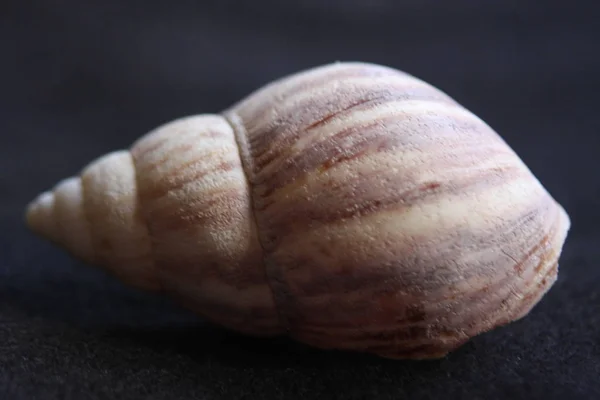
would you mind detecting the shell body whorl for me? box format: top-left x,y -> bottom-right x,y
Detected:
26,62 -> 570,359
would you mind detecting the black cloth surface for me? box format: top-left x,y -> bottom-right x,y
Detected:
2,1 -> 599,399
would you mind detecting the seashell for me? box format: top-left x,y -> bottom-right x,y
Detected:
25,62 -> 570,359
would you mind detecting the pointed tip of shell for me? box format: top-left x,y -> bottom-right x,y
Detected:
25,177 -> 95,263
26,190 -> 58,242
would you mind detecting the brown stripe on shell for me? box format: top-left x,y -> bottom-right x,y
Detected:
251,95 -> 380,171
246,77 -> 460,169
510,262 -> 559,321
253,112 -> 508,200
250,84 -> 458,169
140,160 -> 237,202
237,64 -> 455,143
232,63 -> 409,135
256,158 -> 526,249
234,65 -> 384,128
134,130 -> 229,176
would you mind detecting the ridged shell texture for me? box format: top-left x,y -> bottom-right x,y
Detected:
26,62 -> 570,359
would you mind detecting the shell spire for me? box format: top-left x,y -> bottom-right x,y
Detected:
26,115 -> 283,337
25,62 -> 570,359
26,151 -> 159,291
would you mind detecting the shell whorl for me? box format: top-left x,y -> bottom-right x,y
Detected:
226,62 -> 570,357
26,62 -> 570,359
129,115 -> 281,335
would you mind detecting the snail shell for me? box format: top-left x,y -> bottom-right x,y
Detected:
25,62 -> 570,359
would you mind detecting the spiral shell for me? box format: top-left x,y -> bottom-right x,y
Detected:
26,62 -> 570,359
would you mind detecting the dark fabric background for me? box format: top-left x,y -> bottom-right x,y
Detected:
1,1 -> 599,399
